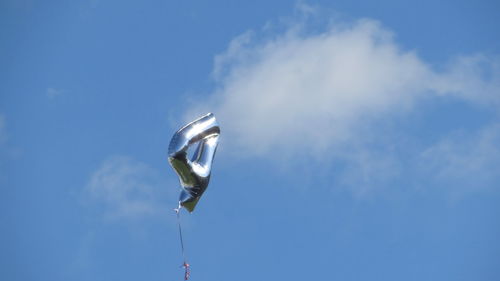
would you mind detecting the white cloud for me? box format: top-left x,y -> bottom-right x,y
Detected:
431,54 -> 500,105
85,156 -> 173,221
184,13 -> 500,191
190,19 -> 498,157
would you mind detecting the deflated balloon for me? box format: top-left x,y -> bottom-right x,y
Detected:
168,113 -> 220,212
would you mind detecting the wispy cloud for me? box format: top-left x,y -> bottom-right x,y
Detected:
84,156 -> 173,221
46,87 -> 63,99
0,114 -> 7,145
185,10 -> 500,192
420,123 -> 500,190
0,113 -> 12,181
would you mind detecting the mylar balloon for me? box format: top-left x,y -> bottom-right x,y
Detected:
168,113 -> 220,212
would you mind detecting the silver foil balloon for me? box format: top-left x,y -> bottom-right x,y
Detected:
168,113 -> 220,212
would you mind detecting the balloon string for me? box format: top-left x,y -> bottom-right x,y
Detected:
175,207 -> 190,280
176,209 -> 186,262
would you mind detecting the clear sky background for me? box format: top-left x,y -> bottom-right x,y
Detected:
1,1 -> 500,281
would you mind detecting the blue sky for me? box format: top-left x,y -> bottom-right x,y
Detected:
1,1 -> 500,280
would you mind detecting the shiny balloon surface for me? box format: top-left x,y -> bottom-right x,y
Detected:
168,113 -> 220,212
